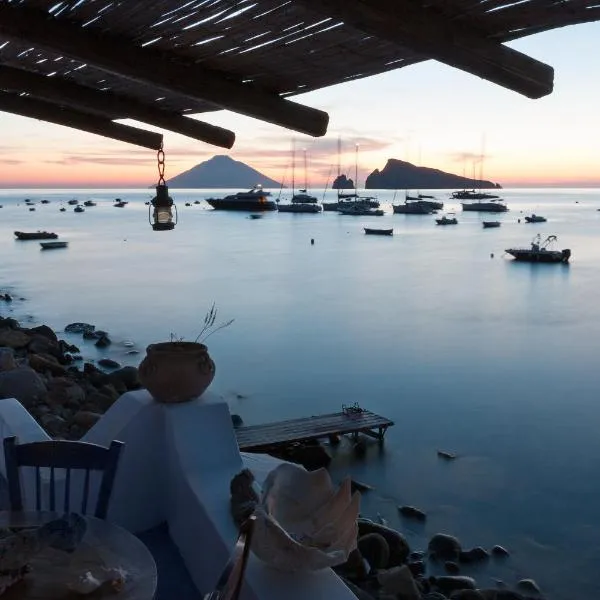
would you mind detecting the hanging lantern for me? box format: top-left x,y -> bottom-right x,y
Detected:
149,144 -> 177,231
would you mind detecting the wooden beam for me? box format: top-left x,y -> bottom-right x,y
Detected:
0,65 -> 235,148
0,4 -> 329,137
298,0 -> 554,99
0,91 -> 163,150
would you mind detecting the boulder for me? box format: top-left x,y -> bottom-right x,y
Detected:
85,391 -> 118,413
72,411 -> 102,429
28,353 -> 67,376
98,358 -> 121,369
65,323 -> 95,334
46,378 -> 86,408
29,325 -> 58,343
357,519 -> 410,566
515,579 -> 541,595
0,367 -> 47,406
0,347 -> 17,372
428,533 -> 462,561
28,335 -> 61,358
377,565 -> 420,600
0,329 -> 30,349
431,576 -> 476,595
358,533 -> 389,570
459,547 -> 489,564
95,335 -> 111,348
108,366 -> 140,390
399,505 -> 427,521
40,413 -> 68,437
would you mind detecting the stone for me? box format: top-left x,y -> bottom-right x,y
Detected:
431,576 -> 476,595
72,411 -> 102,429
28,353 -> 67,376
0,367 -> 47,406
28,335 -> 61,357
459,547 -> 489,564
0,329 -> 30,349
29,324 -> 58,342
231,414 -> 244,427
85,391 -> 117,413
40,413 -> 68,437
94,335 -> 111,348
98,358 -> 121,369
450,591 -> 485,600
409,551 -> 425,561
358,533 -> 389,570
47,378 -> 86,408
444,561 -> 460,574
399,505 -> 427,521
0,347 -> 17,372
516,579 -> 541,594
97,384 -> 120,402
65,323 -> 95,334
350,479 -> 373,493
407,560 -> 425,577
377,565 -> 420,600
491,545 -> 510,558
358,519 -> 410,566
108,366 -> 140,390
341,578 -> 376,600
428,534 -> 462,561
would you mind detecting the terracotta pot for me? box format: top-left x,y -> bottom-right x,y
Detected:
138,341 -> 215,403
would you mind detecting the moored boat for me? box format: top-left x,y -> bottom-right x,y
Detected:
206,186 -> 277,211
452,189 -> 500,200
74,205 -> 85,213
364,228 -> 393,236
339,204 -> 384,216
462,199 -> 508,212
40,241 -> 68,250
393,201 -> 435,215
505,234 -> 570,263
278,203 -> 322,213
84,200 -> 97,207
482,221 -> 501,228
436,216 -> 458,225
524,214 -> 547,223
67,199 -> 79,205
14,231 -> 58,240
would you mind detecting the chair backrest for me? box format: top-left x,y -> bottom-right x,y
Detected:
204,515 -> 256,600
3,436 -> 124,519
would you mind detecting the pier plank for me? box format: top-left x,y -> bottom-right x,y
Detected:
235,410 -> 394,451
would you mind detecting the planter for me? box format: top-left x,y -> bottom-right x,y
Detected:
138,341 -> 215,403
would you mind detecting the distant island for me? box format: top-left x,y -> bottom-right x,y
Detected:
168,155 -> 280,188
332,174 -> 354,189
364,159 -> 502,189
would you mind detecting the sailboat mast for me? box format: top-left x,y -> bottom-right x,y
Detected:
303,147 -> 308,191
291,139 -> 295,195
355,143 -> 359,193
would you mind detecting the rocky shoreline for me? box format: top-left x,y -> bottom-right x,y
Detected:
0,315 -> 142,439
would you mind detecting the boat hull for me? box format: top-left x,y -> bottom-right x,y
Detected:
462,202 -> 508,212
40,241 -> 68,250
505,249 -> 570,263
278,204 -> 322,213
393,203 -> 433,214
14,231 -> 58,240
482,221 -> 501,228
206,199 -> 277,211
364,228 -> 393,236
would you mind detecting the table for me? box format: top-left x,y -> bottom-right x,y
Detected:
0,512 -> 157,600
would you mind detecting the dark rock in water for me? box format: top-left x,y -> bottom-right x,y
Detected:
358,518 -> 410,566
358,533 -> 389,570
459,547 -> 489,564
407,559 -> 425,577
491,545 -> 510,558
399,505 -> 427,521
353,437 -> 367,456
109,366 -> 140,390
410,551 -> 425,561
0,367 -> 47,407
0,317 -> 20,329
65,322 -> 95,334
449,591 -> 486,600
334,548 -> 369,580
351,479 -> 373,493
515,579 -> 541,594
437,450 -> 457,460
428,534 -> 462,561
83,330 -> 97,340
478,590 -> 525,600
430,575 -> 476,594
95,335 -> 111,348
444,561 -> 460,574
231,414 -> 244,427
377,565 -> 421,598
98,358 -> 121,369
3,294 -> 12,302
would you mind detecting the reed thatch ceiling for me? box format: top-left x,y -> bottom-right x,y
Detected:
0,0 -> 598,149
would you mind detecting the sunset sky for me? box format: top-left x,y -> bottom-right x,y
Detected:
2,21 -> 600,188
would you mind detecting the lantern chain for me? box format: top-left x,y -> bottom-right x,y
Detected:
157,143 -> 166,186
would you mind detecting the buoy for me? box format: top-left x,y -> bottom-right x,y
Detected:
491,253 -> 494,258
518,218 -> 521,223
311,238 -> 314,245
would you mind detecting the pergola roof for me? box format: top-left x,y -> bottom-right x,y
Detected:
0,0 -> 598,150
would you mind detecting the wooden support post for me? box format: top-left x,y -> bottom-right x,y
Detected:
0,92 -> 163,150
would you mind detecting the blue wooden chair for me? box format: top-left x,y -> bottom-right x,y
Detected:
3,436 -> 124,519
203,515 -> 256,600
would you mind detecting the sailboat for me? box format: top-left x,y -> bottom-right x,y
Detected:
338,144 -> 383,216
278,144 -> 321,214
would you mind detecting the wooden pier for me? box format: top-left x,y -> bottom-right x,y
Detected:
235,407 -> 394,452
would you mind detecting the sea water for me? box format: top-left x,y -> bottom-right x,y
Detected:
1,188 -> 600,598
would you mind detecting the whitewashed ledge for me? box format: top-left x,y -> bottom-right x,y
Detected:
0,390 -> 359,600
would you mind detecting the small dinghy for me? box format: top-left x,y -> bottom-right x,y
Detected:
40,241 -> 68,250
15,231 -> 58,240
483,221 -> 501,228
364,228 -> 393,236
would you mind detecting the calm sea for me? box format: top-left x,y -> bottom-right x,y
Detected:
1,188 -> 599,598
